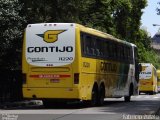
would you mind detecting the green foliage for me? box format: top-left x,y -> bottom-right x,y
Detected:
139,49 -> 160,69
135,30 -> 160,69
24,0 -> 83,23
0,0 -> 26,69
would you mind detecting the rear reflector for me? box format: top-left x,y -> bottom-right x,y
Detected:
22,73 -> 26,84
74,73 -> 79,84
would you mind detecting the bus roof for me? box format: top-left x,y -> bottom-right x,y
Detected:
140,63 -> 156,70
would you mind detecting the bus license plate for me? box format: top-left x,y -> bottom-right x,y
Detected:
50,79 -> 60,83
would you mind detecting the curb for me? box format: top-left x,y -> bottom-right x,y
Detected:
0,100 -> 42,109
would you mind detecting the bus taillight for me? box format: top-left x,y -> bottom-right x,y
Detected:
74,73 -> 79,84
151,82 -> 153,85
23,73 -> 26,84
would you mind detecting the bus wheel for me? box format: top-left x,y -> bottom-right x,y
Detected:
149,91 -> 154,95
124,95 -> 131,102
124,84 -> 133,102
91,85 -> 98,106
43,100 -> 53,108
98,85 -> 105,106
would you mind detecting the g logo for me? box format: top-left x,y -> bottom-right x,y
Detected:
37,30 -> 66,43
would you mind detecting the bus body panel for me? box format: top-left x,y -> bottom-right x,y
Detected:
26,66 -> 73,88
23,23 -> 78,99
156,70 -> 160,92
23,87 -> 79,99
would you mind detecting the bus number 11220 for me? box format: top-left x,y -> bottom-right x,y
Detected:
59,57 -> 73,61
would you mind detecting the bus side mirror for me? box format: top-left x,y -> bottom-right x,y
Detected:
138,64 -> 142,72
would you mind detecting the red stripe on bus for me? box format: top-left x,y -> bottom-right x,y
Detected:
29,74 -> 71,78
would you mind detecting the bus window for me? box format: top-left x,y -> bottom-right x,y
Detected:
108,42 -> 113,58
81,33 -> 86,55
91,37 -> 97,56
119,45 -> 123,60
86,36 -> 92,55
96,38 -> 104,57
104,41 -> 109,58
113,43 -> 117,59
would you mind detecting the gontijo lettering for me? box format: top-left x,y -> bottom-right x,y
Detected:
100,62 -> 117,72
27,46 -> 73,53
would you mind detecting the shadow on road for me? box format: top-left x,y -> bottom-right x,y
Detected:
1,97 -> 160,116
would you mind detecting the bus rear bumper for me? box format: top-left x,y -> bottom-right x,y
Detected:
23,87 -> 79,100
139,86 -> 154,92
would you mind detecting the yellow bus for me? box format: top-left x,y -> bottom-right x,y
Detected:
139,63 -> 157,95
22,23 -> 140,106
156,70 -> 160,93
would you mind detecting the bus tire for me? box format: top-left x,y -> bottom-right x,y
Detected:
124,84 -> 133,102
98,84 -> 105,106
91,84 -> 99,106
124,96 -> 130,102
149,91 -> 154,95
43,100 -> 53,108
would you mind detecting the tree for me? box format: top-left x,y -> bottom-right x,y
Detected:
113,0 -> 147,41
0,0 -> 26,69
24,0 -> 83,23
157,1 -> 160,15
79,0 -> 115,34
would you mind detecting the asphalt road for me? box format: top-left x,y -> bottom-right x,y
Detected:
0,94 -> 160,120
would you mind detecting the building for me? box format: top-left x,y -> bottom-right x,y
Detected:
151,32 -> 160,50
